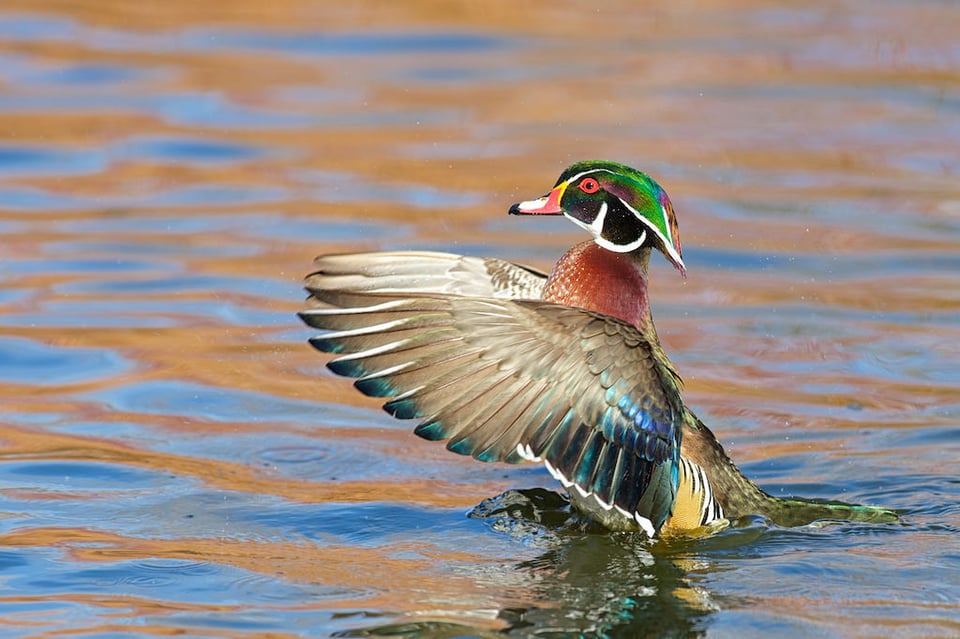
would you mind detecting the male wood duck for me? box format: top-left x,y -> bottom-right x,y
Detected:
299,160 -> 897,537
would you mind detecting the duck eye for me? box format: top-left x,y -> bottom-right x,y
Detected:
578,178 -> 599,194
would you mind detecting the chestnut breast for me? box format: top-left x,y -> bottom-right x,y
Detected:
541,240 -> 651,331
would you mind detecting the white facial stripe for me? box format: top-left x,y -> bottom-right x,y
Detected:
564,214 -> 596,236
595,228 -> 646,253
617,196 -> 683,266
574,199 -> 647,254
566,199 -> 641,254
589,200 -> 608,235
565,167 -> 618,184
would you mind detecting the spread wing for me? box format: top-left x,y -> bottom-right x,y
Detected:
300,253 -> 684,532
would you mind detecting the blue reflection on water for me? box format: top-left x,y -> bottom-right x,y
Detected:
186,30 -> 510,56
0,337 -> 131,385
0,146 -> 104,177
119,137 -> 267,165
1,461 -> 158,490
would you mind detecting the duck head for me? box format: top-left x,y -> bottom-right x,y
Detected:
509,160 -> 685,276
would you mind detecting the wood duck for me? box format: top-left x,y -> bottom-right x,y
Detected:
299,160 -> 897,537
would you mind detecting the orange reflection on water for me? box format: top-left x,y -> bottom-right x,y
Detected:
0,422 -> 503,509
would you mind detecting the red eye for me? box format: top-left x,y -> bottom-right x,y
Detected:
579,178 -> 600,194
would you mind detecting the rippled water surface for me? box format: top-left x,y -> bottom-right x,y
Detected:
1,1 -> 958,637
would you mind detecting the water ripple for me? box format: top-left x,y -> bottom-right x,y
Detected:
81,380 -> 334,424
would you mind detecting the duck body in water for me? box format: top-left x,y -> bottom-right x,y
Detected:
299,160 -> 898,537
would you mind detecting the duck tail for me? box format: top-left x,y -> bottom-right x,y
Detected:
682,410 -> 899,528
762,496 -> 899,527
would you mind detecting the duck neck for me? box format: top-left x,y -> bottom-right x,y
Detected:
542,240 -> 655,335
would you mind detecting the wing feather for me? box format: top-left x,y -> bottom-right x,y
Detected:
308,251 -> 547,300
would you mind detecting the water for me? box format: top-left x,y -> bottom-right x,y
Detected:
0,1 -> 958,637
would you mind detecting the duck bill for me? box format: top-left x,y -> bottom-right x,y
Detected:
508,182 -> 567,215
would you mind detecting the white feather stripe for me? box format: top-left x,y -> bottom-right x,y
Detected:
591,491 -> 614,512
634,513 -> 656,537
686,458 -> 700,495
698,466 -> 711,525
385,384 -> 426,403
543,459 -> 574,488
328,338 -> 412,362
515,443 -> 541,462
543,457 -> 653,529
356,361 -> 415,381
687,461 -> 722,526
300,299 -> 410,316
309,317 -> 415,340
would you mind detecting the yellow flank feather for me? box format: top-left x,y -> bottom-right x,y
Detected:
662,457 -> 724,533
664,462 -> 703,530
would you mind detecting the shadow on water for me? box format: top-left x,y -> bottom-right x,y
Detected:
335,489 -> 717,638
